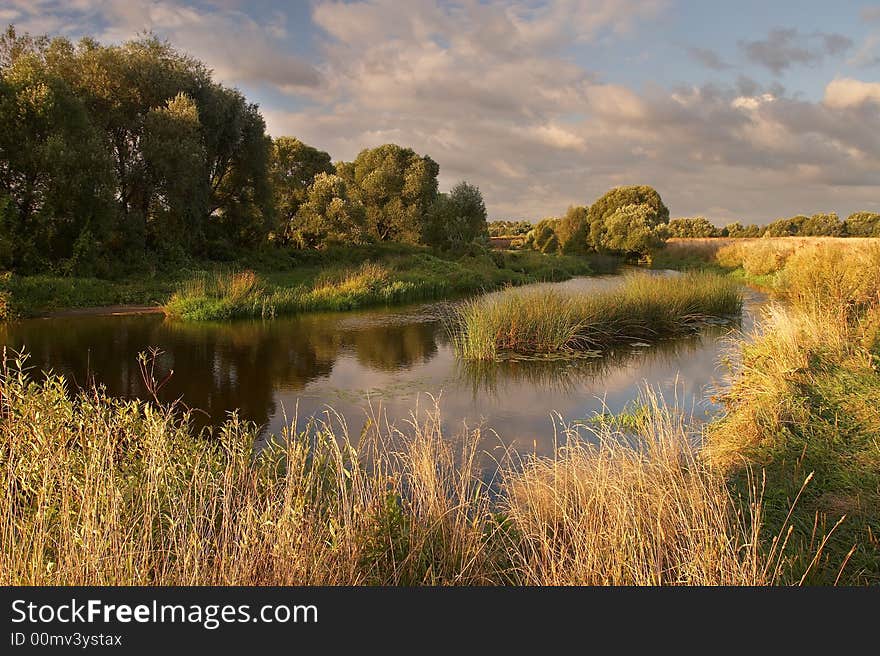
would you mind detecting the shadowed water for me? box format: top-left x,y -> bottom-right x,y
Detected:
0,274 -> 765,456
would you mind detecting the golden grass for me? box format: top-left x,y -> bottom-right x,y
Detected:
0,358 -> 814,586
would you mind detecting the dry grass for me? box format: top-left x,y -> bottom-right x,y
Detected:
0,357 -> 816,586
502,393 -> 799,585
706,240 -> 880,583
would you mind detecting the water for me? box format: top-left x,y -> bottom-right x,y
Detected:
0,274 -> 765,456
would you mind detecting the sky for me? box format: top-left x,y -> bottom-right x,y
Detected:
3,0 -> 880,224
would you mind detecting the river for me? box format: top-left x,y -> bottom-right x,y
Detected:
0,273 -> 765,456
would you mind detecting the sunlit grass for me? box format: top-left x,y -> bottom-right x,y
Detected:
449,272 -> 741,360
1,359 -> 815,586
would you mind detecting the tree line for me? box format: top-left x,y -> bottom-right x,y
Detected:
511,193 -> 880,260
520,185 -> 670,259
0,27 -> 487,276
664,212 -> 880,238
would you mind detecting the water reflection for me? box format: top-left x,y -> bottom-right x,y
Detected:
0,275 -> 765,455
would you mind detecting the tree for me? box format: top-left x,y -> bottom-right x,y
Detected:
526,218 -> 561,254
556,205 -> 590,254
588,185 -> 669,250
724,221 -> 763,238
0,41 -> 113,271
488,220 -> 531,237
337,144 -> 439,243
422,181 -> 488,249
801,212 -> 843,236
601,203 -> 666,259
666,216 -> 719,238
843,211 -> 880,237
142,92 -> 207,257
290,173 -> 366,248
270,136 -> 334,242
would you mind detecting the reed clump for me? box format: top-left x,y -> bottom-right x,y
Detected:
164,270 -> 275,320
450,272 -> 741,360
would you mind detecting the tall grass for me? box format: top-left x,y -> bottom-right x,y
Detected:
707,241 -> 880,584
164,270 -> 275,320
450,272 -> 742,360
0,358 -> 813,586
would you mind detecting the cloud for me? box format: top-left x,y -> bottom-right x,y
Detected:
687,46 -> 732,71
861,6 -> 880,22
4,0 -> 322,91
824,78 -> 880,108
739,28 -> 853,74
851,7 -> 880,66
259,2 -> 880,223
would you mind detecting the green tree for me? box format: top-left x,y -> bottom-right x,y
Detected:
488,220 -> 531,237
422,181 -> 488,249
801,212 -> 843,236
601,203 -> 666,259
337,144 -> 439,243
588,185 -> 669,250
270,136 -> 334,242
843,211 -> 880,237
142,92 -> 207,257
556,205 -> 590,254
666,216 -> 719,238
526,218 -> 561,254
724,222 -> 763,237
0,41 -> 113,271
291,172 -> 366,248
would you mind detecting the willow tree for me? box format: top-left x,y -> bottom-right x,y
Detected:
337,144 -> 439,243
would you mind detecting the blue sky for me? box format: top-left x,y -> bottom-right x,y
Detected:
3,0 -> 880,223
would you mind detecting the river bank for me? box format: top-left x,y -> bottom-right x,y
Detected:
0,246 -> 611,320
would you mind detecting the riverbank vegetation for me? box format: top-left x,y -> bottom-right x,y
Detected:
1,237 -> 877,585
449,272 -> 741,360
163,250 -> 601,321
705,241 -> 880,583
0,360 -> 810,586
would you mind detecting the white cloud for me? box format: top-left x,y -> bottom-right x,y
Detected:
823,78 -> 880,108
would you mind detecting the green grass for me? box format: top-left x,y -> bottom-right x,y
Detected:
708,305 -> 880,584
164,250 -> 606,321
0,244 -> 610,321
449,272 -> 742,360
0,271 -> 174,319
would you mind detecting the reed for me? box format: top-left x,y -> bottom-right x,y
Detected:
450,272 -> 741,360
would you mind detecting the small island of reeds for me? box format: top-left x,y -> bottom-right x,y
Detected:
449,272 -> 742,360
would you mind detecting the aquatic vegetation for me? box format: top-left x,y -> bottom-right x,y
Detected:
449,272 -> 742,360
164,270 -> 276,320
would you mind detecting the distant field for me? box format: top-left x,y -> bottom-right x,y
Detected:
658,236 -> 880,269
